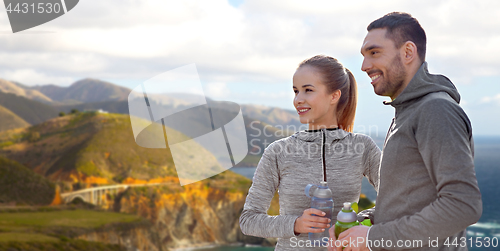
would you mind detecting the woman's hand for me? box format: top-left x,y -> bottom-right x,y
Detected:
294,208 -> 331,234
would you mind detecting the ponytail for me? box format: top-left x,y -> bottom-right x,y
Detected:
337,69 -> 357,132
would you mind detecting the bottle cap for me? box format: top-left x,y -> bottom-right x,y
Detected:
337,202 -> 357,223
343,202 -> 351,210
313,181 -> 332,199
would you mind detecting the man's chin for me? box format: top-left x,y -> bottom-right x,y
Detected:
373,86 -> 386,97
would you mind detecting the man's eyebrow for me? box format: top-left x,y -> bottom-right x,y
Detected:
362,45 -> 382,53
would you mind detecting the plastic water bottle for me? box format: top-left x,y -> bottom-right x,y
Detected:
305,181 -> 334,246
334,202 -> 360,239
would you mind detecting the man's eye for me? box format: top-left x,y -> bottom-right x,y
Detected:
371,51 -> 378,55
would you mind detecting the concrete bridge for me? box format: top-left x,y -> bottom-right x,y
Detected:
61,183 -> 163,206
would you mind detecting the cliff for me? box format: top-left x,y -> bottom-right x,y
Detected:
111,172 -> 257,249
75,220 -> 162,251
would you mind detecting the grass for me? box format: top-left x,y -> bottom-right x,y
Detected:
0,157 -> 55,205
0,233 -> 59,242
0,209 -> 140,229
0,208 -> 142,250
0,239 -> 126,251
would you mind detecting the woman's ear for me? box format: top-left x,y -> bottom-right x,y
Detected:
331,90 -> 341,105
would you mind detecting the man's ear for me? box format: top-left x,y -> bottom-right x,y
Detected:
331,90 -> 341,105
402,41 -> 418,65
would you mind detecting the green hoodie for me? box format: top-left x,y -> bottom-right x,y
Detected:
367,62 -> 482,250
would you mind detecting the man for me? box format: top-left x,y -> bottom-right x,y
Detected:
329,12 -> 482,251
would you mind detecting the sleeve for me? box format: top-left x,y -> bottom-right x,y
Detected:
368,99 -> 482,250
239,143 -> 300,238
362,136 -> 381,193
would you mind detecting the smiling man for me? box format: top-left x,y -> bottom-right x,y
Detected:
329,12 -> 482,251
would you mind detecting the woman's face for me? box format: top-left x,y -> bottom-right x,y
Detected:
293,66 -> 339,130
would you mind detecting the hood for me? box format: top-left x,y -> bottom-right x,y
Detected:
385,62 -> 460,107
292,128 -> 349,144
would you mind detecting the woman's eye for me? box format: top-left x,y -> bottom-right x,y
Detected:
305,88 -> 312,92
293,90 -> 298,94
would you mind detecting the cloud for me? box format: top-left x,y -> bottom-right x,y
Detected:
205,82 -> 230,99
0,69 -> 75,86
2,0 -> 499,87
480,94 -> 500,106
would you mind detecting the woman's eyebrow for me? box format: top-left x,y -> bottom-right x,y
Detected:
293,84 -> 314,89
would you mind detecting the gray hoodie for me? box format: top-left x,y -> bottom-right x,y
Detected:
240,129 -> 380,250
367,62 -> 482,250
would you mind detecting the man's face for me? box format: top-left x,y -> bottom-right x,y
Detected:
361,28 -> 407,99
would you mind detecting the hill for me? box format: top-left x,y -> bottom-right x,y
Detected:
0,157 -> 55,205
32,78 -> 132,103
0,91 -> 59,124
54,99 -> 289,167
0,105 -> 30,132
0,112 -> 221,186
0,79 -> 53,103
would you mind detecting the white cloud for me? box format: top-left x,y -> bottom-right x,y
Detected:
0,69 -> 75,86
2,0 -> 499,85
480,94 -> 500,106
205,82 -> 230,98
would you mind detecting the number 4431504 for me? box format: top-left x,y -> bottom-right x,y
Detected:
444,237 -> 498,248
6,2 -> 63,14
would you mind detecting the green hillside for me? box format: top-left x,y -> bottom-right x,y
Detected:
0,112 -> 221,185
0,157 -> 55,205
55,99 -> 289,167
0,91 -> 59,124
0,105 -> 30,132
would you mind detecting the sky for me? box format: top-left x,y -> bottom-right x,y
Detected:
0,0 -> 499,136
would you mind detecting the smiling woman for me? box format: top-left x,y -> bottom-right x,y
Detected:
239,55 -> 381,250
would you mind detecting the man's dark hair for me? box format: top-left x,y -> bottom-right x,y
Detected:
368,12 -> 426,62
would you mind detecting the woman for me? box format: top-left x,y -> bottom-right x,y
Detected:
239,55 -> 380,250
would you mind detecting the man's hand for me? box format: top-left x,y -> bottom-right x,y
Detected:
294,208 -> 331,234
327,227 -> 338,251
334,225 -> 370,251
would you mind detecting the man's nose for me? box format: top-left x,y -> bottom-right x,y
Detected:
361,58 -> 371,72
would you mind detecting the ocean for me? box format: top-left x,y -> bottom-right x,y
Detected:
200,136 -> 500,250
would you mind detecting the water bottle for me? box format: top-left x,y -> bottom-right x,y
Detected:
305,181 -> 334,245
334,202 -> 360,239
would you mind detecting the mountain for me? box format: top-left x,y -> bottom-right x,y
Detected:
0,105 -> 30,132
0,79 -> 53,103
32,78 -> 132,103
0,112 -> 221,185
241,104 -> 302,132
2,76 -> 301,133
0,156 -> 55,205
0,92 -> 59,124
